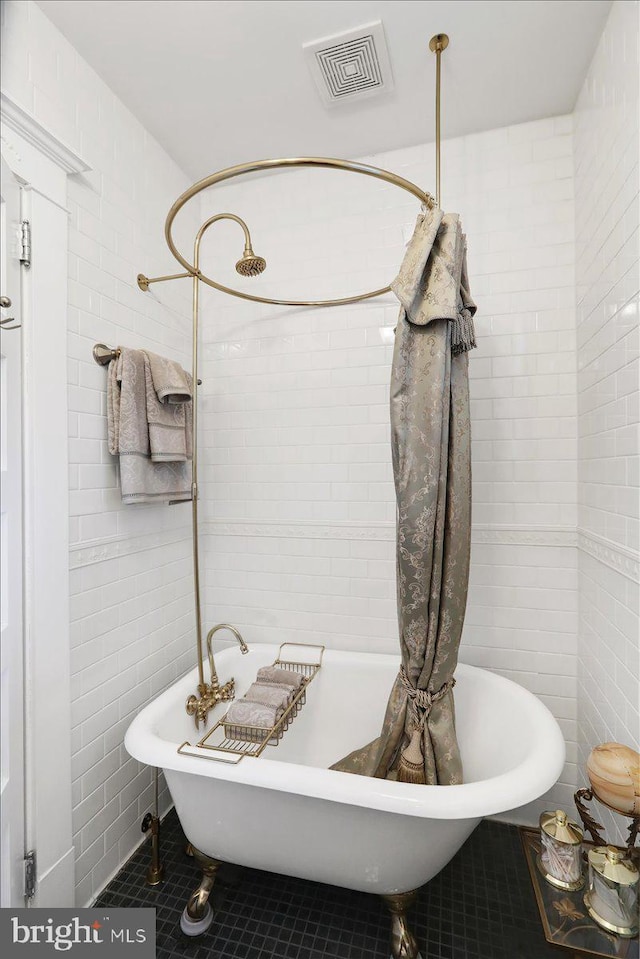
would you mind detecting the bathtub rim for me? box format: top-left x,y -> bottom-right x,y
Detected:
125,648 -> 566,821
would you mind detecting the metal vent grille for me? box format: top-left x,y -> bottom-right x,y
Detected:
303,21 -> 393,106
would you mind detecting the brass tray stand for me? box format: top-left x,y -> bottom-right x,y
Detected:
178,643 -> 324,764
521,828 -> 639,959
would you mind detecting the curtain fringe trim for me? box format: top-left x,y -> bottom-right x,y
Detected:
451,308 -> 476,355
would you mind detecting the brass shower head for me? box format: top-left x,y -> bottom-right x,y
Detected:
235,247 -> 267,277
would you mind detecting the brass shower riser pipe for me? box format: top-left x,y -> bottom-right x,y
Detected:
189,214 -> 260,693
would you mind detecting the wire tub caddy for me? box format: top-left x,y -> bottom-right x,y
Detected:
178,643 -> 324,764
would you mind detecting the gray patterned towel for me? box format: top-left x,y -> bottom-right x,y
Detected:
244,682 -> 296,708
107,348 -> 192,504
144,349 -> 192,404
256,666 -> 305,690
142,352 -> 192,463
224,699 -> 284,734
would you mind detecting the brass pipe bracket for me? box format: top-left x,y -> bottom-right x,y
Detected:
382,890 -> 423,959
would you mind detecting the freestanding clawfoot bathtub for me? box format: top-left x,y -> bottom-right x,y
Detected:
125,644 -> 565,957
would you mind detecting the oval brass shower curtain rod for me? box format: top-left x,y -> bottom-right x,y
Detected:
94,34 -> 450,707
131,33 -> 450,311
149,157 -> 434,308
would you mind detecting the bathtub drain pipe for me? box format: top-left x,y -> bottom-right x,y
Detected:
141,768 -> 164,886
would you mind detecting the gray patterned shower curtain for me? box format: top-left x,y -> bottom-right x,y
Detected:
332,207 -> 477,786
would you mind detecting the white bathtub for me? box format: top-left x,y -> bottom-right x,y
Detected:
125,645 -> 565,896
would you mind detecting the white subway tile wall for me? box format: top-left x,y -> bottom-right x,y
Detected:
3,0 -> 198,905
574,0 -> 640,843
3,0 -> 637,909
198,116 -> 579,823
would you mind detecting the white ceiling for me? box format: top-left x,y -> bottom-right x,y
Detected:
37,0 -> 611,180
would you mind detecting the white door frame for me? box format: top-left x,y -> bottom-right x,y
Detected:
1,155 -> 26,908
1,92 -> 90,906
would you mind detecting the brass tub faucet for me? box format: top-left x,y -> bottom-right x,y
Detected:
185,624 -> 249,728
207,623 -> 249,658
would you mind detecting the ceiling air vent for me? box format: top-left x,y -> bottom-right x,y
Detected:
303,21 -> 393,106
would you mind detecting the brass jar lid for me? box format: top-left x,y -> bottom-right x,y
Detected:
588,845 -> 639,885
540,809 -> 583,845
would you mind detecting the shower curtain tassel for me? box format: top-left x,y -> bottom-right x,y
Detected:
397,728 -> 426,785
451,307 -> 477,357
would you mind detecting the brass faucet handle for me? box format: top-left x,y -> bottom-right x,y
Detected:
186,694 -> 199,717
186,693 -> 207,729
185,678 -> 235,728
218,679 -> 235,702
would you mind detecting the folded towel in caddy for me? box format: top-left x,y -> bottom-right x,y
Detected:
243,682 -> 296,709
256,666 -> 305,690
224,699 -> 285,737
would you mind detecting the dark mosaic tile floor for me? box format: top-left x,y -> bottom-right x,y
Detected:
95,809 -> 559,959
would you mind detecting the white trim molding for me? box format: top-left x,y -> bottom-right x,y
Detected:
197,519 -> 580,548
204,519 -> 395,542
70,525 -> 192,569
1,92 -> 91,908
1,93 -> 89,175
67,521 -> 582,571
578,529 -> 640,583
472,525 -> 577,548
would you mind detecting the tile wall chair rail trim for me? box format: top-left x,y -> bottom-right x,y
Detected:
204,519 -> 396,542
69,525 -> 192,569
69,524 -> 638,580
67,522 -> 586,569
202,520 -> 579,548
472,525 -> 578,548
577,530 -> 640,584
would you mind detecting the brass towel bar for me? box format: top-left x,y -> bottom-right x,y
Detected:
93,343 -> 120,366
92,343 -> 202,387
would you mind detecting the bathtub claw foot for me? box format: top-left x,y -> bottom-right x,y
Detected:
382,890 -> 422,959
180,846 -> 222,937
180,901 -> 213,937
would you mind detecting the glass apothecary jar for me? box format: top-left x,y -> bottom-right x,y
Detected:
584,845 -> 639,938
537,809 -> 584,891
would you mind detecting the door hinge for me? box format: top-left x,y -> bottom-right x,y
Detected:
20,220 -> 31,269
24,850 -> 36,901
